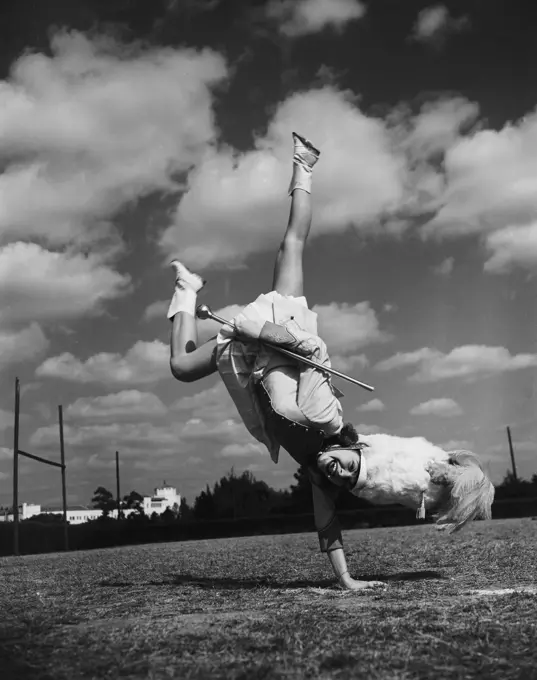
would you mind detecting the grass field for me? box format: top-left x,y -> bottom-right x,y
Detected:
1,518 -> 536,680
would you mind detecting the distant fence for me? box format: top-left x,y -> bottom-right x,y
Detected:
1,497 -> 535,558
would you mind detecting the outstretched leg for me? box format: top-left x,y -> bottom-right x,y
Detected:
272,132 -> 320,297
168,262 -> 218,383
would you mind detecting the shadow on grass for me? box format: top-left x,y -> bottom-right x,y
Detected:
361,570 -> 449,582
99,570 -> 446,590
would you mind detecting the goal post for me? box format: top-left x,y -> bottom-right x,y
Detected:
11,377 -> 69,555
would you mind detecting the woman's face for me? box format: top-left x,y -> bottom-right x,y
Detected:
317,449 -> 361,488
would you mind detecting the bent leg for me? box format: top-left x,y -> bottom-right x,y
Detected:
167,261 -> 218,383
170,312 -> 218,383
272,134 -> 318,298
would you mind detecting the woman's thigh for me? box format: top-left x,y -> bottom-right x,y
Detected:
271,238 -> 304,298
262,367 -> 307,424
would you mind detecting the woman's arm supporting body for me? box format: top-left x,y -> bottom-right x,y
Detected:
311,480 -> 384,590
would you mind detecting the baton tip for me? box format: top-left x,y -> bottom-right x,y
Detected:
196,304 -> 212,320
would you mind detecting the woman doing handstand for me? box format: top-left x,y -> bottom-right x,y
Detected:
167,132 -> 383,590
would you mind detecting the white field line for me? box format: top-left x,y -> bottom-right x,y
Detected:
468,587 -> 537,596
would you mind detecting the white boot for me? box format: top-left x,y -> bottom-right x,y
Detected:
288,132 -> 320,195
167,260 -> 206,320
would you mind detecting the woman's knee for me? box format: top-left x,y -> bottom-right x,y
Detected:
170,357 -> 196,383
170,340 -> 218,383
280,233 -> 306,255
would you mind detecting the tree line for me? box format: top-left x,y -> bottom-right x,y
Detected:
88,466 -> 339,522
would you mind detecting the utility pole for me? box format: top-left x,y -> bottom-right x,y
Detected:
12,377 -> 20,556
506,426 -> 518,482
115,451 -> 121,519
58,405 -> 69,551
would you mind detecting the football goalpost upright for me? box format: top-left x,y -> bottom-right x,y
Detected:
12,377 -> 69,556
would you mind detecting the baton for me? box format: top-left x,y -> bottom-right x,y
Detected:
196,303 -> 375,392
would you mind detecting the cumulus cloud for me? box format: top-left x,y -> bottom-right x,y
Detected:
30,421 -> 182,454
160,87 -> 497,270
432,256 -> 454,276
375,348 -> 435,372
267,0 -> 366,37
30,390 -> 249,463
169,381 -> 270,454
394,98 -> 478,161
174,416 -> 245,443
422,110 -> 537,273
0,323 -> 49,372
411,5 -> 470,45
484,222 -> 537,273
66,390 -> 168,420
36,340 -> 169,386
315,301 -> 390,354
7,31 -> 528,284
0,31 -> 227,331
375,345 -> 537,382
388,97 -> 479,219
330,354 -> 369,374
171,382 -> 237,421
142,300 -> 169,322
38,378 -> 248,455
357,398 -> 385,412
0,242 -> 130,325
410,398 -> 462,417
160,86 -> 406,268
0,31 -> 227,248
220,442 -> 266,457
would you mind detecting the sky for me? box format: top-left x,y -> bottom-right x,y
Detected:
1,0 -> 536,508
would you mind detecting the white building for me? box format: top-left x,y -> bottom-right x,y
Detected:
142,484 -> 181,516
0,484 -> 181,525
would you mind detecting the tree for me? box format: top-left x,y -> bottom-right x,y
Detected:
193,485 -> 216,520
494,471 -> 537,499
123,490 -> 144,514
178,497 -> 193,521
160,507 -> 176,523
91,486 -> 116,516
192,469 -> 290,521
289,465 -> 313,513
25,513 -> 64,523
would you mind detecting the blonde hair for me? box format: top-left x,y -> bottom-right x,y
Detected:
433,450 -> 495,533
